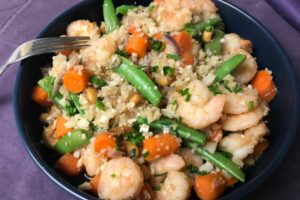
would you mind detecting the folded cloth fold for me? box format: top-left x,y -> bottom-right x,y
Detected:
266,0 -> 300,32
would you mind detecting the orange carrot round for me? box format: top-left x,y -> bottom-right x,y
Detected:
194,173 -> 227,200
126,31 -> 149,58
55,116 -> 72,139
128,25 -> 137,34
63,67 -> 90,93
93,133 -> 117,157
31,86 -> 52,107
251,70 -> 277,102
142,133 -> 179,161
55,153 -> 82,176
90,174 -> 101,194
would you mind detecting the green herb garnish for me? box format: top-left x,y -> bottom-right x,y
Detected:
167,53 -> 181,61
151,40 -> 166,52
90,76 -> 106,88
248,101 -> 254,111
96,99 -> 105,110
163,66 -> 175,76
180,88 -> 191,102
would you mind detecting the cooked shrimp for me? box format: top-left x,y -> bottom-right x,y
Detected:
219,122 -> 269,166
82,144 -> 105,177
151,0 -> 192,32
224,87 -> 259,114
156,171 -> 191,200
150,154 -> 185,175
222,33 -> 253,54
67,20 -> 100,38
227,49 -> 258,84
80,32 -> 118,70
178,148 -> 203,166
175,80 -> 226,129
222,106 -> 265,131
181,0 -> 218,20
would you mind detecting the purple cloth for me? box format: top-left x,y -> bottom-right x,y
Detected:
266,0 -> 300,32
0,0 -> 299,200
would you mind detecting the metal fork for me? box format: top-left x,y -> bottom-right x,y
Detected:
0,36 -> 90,76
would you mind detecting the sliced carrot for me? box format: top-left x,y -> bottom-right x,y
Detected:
143,133 -> 179,161
93,133 -> 116,157
55,116 -> 72,139
153,32 -> 164,40
128,25 -> 137,34
181,51 -> 195,65
225,176 -> 237,187
55,153 -> 82,176
31,86 -> 52,107
90,174 -> 101,194
251,70 -> 277,102
137,183 -> 155,200
126,31 -> 149,58
63,67 -> 90,93
172,31 -> 193,51
194,173 -> 227,200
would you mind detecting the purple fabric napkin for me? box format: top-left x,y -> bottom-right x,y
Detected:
266,0 -> 300,32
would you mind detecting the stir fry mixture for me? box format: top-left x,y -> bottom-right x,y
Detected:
31,0 -> 278,199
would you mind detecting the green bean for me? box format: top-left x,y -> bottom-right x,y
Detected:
204,29 -> 224,55
214,54 -> 247,82
184,18 -> 223,37
103,0 -> 119,32
185,141 -> 245,182
150,118 -> 207,145
38,76 -> 55,98
55,129 -> 92,154
114,57 -> 162,106
70,93 -> 85,115
116,5 -> 137,15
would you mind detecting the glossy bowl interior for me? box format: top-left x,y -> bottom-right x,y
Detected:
14,0 -> 300,199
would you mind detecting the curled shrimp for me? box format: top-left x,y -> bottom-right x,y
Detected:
181,0 -> 218,20
222,33 -> 253,54
67,20 -> 100,39
149,154 -> 185,175
98,157 -> 144,200
175,80 -> 226,129
156,170 -> 191,200
82,144 -> 105,177
224,87 -> 259,114
219,122 -> 269,166
222,106 -> 266,132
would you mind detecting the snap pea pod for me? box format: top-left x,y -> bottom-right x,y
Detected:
38,76 -> 55,98
184,18 -> 223,37
204,29 -> 224,55
103,0 -> 119,32
114,57 -> 162,106
150,118 -> 207,145
70,93 -> 85,115
116,5 -> 138,15
55,129 -> 92,154
185,141 -> 245,182
214,54 -> 247,82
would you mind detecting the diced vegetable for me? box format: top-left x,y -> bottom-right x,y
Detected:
143,133 -> 179,161
185,142 -> 245,182
126,31 -> 149,58
114,57 -> 162,106
180,88 -> 191,102
163,66 -> 174,76
37,76 -> 55,98
96,99 -> 105,110
55,116 -> 72,139
53,92 -> 78,116
55,153 -> 82,176
184,18 -> 223,37
93,133 -> 116,157
55,129 -> 92,154
150,118 -> 207,146
167,53 -> 181,61
70,93 -> 85,115
251,70 -> 277,102
204,29 -> 224,55
116,5 -> 138,15
90,76 -> 106,88
194,173 -> 226,200
90,174 -> 101,194
151,40 -> 166,52
31,86 -> 52,107
103,0 -> 119,32
202,26 -> 214,43
214,54 -> 247,82
63,68 -> 90,93
172,31 -> 194,65
124,132 -> 144,146
186,164 -> 207,175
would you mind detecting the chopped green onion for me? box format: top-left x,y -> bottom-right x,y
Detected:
233,85 -> 243,93
248,101 -> 254,111
90,76 -> 106,88
186,164 -> 207,175
205,25 -> 213,32
208,83 -> 223,95
163,66 -> 174,76
70,93 -> 85,115
124,132 -> 144,146
96,99 -> 105,110
151,40 -> 166,52
111,173 -> 117,178
150,66 -> 159,72
180,88 -> 191,102
116,50 -> 128,57
167,53 -> 181,61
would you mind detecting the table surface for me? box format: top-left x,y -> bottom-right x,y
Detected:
0,0 -> 299,199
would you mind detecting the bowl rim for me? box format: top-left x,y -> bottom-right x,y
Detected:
13,0 -> 300,199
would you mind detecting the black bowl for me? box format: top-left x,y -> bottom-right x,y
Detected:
13,0 -> 300,199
